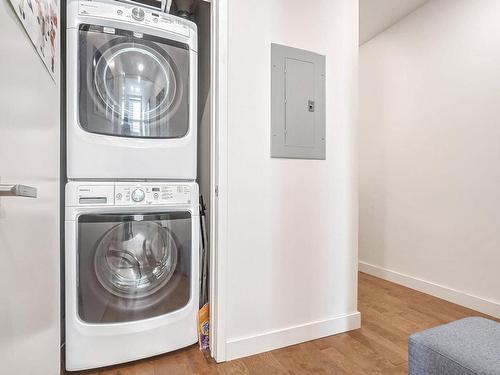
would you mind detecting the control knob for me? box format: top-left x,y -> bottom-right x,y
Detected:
131,188 -> 146,202
131,7 -> 145,21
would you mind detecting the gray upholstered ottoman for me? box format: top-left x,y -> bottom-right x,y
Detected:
409,317 -> 500,375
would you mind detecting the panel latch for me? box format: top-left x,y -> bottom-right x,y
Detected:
308,100 -> 315,112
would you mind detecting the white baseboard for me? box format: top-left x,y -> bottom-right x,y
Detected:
225,312 -> 361,361
359,261 -> 500,319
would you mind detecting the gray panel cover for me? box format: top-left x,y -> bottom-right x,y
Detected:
271,43 -> 326,159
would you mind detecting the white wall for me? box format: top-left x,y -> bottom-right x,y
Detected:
359,0 -> 429,44
224,0 -> 360,360
0,2 -> 60,374
360,0 -> 500,318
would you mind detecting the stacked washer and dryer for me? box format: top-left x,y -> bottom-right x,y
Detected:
65,0 -> 199,370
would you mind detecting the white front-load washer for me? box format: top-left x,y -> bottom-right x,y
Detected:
65,181 -> 199,371
67,0 -> 198,180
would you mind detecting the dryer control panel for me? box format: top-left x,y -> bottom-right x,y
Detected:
77,0 -> 193,37
69,182 -> 193,207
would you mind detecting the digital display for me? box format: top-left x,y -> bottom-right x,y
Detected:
152,188 -> 160,192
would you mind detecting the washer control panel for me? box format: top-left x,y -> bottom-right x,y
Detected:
72,183 -> 193,206
115,183 -> 192,206
77,0 -> 192,37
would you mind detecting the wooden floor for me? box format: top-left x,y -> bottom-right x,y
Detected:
69,272 -> 494,374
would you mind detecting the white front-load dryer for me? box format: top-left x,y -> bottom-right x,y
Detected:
67,0 -> 197,180
65,181 -> 199,371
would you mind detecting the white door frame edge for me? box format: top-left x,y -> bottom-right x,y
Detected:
209,0 -> 229,363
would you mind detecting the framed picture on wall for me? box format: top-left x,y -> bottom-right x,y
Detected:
9,0 -> 58,81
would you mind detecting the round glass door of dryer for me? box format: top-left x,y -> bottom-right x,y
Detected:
77,212 -> 192,324
93,44 -> 178,130
78,25 -> 190,139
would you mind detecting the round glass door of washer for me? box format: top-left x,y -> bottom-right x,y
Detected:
94,43 -> 179,134
94,221 -> 178,299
